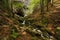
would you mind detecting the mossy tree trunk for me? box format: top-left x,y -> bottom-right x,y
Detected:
46,0 -> 49,11
40,0 -> 44,14
2,0 -> 13,17
51,0 -> 53,6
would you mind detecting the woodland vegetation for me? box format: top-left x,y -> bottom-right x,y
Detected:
0,0 -> 60,40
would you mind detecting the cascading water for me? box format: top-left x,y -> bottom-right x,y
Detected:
21,0 -> 40,25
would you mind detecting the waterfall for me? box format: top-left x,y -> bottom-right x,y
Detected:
21,0 -> 31,25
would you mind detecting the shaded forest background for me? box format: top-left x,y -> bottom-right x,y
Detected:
0,0 -> 60,40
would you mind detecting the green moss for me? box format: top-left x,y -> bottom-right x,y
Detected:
13,1 -> 23,8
